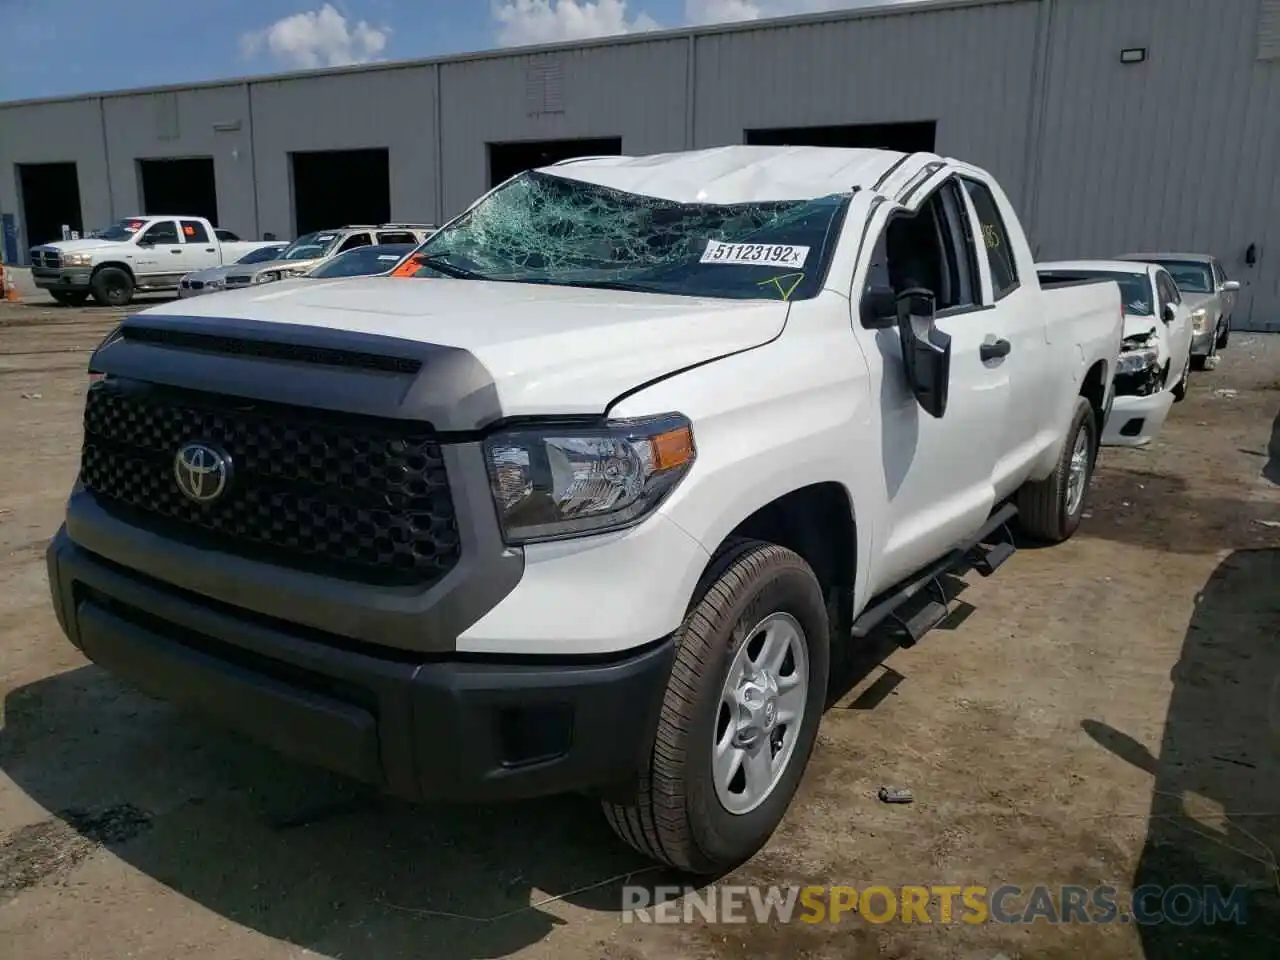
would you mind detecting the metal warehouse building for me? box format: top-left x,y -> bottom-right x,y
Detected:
2,0 -> 1278,327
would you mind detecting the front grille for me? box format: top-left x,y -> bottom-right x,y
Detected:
79,380 -> 461,586
226,275 -> 251,287
32,249 -> 61,269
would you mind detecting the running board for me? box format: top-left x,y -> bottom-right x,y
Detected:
851,502 -> 1019,645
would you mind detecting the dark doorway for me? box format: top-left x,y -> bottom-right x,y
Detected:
488,137 -> 623,189
17,162 -> 83,253
291,149 -> 390,236
138,157 -> 218,225
745,121 -> 937,153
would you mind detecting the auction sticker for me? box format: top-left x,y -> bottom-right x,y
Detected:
700,240 -> 809,267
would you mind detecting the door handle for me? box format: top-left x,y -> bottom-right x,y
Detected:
205,248 -> 215,253
980,338 -> 1012,361
170,249 -> 183,255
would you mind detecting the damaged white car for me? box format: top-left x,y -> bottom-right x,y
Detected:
1037,260 -> 1192,447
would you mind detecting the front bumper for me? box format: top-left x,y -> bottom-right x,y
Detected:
177,282 -> 220,299
32,267 -> 92,291
47,527 -> 675,802
1101,389 -> 1175,447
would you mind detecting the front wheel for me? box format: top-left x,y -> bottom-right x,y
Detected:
602,540 -> 830,874
1016,395 -> 1097,544
90,267 -> 134,307
1172,352 -> 1191,402
1216,321 -> 1230,351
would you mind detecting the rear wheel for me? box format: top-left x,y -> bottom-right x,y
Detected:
602,540 -> 830,874
90,267 -> 134,307
1016,396 -> 1097,544
50,291 -> 89,307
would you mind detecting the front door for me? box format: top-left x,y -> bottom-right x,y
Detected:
870,174 -> 1012,591
135,219 -> 183,284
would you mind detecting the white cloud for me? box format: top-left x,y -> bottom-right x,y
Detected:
240,4 -> 391,70
686,0 -> 922,23
492,0 -> 661,46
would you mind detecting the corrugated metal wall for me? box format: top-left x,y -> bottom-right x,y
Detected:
0,0 -> 1276,326
1033,0 -> 1280,330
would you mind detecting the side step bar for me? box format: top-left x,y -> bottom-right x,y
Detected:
851,502 -> 1019,646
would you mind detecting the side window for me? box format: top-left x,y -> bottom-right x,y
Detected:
338,232 -> 372,253
215,228 -> 240,242
875,178 -> 980,313
376,231 -> 417,244
180,220 -> 210,243
1156,272 -> 1179,309
1213,261 -> 1227,287
140,220 -> 179,245
961,178 -> 1020,299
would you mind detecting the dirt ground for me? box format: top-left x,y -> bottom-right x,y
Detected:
0,295 -> 1277,960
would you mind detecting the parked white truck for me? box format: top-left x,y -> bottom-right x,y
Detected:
30,216 -> 280,306
48,147 -> 1122,874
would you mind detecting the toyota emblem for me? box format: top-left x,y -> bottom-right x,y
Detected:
174,442 -> 231,503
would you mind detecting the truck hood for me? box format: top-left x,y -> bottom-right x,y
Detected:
1179,292 -> 1215,313
32,239 -> 122,253
138,276 -> 789,420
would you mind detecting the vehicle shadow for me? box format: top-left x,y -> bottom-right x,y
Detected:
0,665 -> 684,959
1266,406 -> 1280,485
1082,548 -> 1280,958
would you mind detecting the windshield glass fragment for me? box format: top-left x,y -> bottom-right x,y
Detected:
399,170 -> 850,301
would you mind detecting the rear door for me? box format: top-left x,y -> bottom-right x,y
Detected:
179,220 -> 220,272
869,171 -> 1013,588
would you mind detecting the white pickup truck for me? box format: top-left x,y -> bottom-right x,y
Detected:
29,215 -> 279,307
48,147 -> 1122,874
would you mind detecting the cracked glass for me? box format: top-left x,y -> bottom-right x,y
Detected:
400,171 -> 850,301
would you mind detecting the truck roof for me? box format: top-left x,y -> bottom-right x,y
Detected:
1039,259 -> 1152,275
545,144 -> 917,204
1116,252 -> 1214,264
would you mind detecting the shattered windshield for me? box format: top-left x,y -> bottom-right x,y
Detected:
400,171 -> 850,301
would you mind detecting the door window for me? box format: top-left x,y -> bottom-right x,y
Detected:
376,231 -> 418,244
140,220 -> 179,245
960,178 -> 1019,300
868,178 -> 980,315
337,232 -> 372,253
180,220 -> 210,243
1156,271 -> 1180,308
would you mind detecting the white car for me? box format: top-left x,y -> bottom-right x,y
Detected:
49,146 -> 1122,875
1038,260 -> 1193,447
218,224 -> 436,290
29,216 -> 280,307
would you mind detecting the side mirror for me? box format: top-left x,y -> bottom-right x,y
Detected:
1223,280 -> 1240,292
896,288 -> 951,419
1162,303 -> 1177,324
860,283 -> 898,329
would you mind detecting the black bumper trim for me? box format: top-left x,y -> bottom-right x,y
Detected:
48,532 -> 674,802
32,268 -> 92,291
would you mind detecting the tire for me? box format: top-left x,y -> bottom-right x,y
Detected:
602,539 -> 830,874
1190,354 -> 1208,372
50,291 -> 89,307
1016,396 -> 1097,544
90,267 -> 134,307
1216,321 -> 1230,351
1171,351 -> 1190,402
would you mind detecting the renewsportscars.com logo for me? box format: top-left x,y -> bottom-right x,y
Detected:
622,883 -> 1250,927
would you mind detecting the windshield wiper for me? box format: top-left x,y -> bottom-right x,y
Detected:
411,254 -> 487,280
550,279 -> 663,295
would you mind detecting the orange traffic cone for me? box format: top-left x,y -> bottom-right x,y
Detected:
1,263 -> 19,302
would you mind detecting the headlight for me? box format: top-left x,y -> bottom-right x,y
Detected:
1190,308 -> 1209,334
253,270 -> 281,284
64,253 -> 94,267
1116,347 -> 1159,375
484,414 -> 696,544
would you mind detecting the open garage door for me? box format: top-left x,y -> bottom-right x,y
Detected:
17,162 -> 83,253
291,149 -> 390,236
138,157 -> 218,225
745,122 -> 937,153
488,137 -> 622,189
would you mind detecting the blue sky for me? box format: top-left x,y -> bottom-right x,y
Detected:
0,0 -> 915,102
